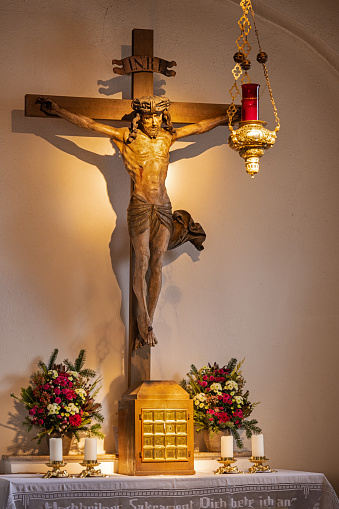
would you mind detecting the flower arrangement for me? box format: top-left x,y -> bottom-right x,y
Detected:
11,349 -> 104,443
180,358 -> 261,448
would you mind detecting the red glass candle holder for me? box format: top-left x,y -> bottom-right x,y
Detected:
241,83 -> 260,121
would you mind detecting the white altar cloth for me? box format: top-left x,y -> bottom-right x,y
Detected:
0,470 -> 338,509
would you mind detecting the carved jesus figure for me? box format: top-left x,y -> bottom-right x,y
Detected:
39,96 -> 228,348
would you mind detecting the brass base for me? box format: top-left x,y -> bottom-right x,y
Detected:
228,120 -> 277,178
79,460 -> 107,477
215,457 -> 244,474
248,456 -> 276,473
43,461 -> 71,478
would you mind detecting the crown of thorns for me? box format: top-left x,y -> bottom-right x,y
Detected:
131,96 -> 171,114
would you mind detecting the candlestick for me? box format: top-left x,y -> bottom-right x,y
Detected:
221,435 -> 233,458
43,461 -> 71,478
248,456 -> 276,473
215,457 -> 243,475
79,460 -> 107,478
252,433 -> 264,457
49,438 -> 63,462
84,438 -> 97,461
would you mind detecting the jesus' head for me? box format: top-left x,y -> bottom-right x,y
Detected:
128,95 -> 175,142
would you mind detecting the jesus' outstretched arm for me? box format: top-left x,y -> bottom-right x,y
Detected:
171,113 -> 229,142
38,97 -> 125,142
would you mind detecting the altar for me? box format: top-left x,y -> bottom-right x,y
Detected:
1,467 -> 338,509
2,9 -> 339,509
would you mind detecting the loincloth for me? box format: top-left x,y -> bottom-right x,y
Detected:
127,193 -> 173,242
127,193 -> 206,251
168,210 -> 206,251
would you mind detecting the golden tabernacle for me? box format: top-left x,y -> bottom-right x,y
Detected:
118,381 -> 195,476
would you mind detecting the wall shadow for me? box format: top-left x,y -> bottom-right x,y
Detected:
98,74 -> 167,98
0,357 -> 44,455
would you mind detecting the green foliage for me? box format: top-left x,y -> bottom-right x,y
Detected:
74,349 -> 86,372
64,349 -> 96,378
179,378 -> 189,393
37,348 -> 59,373
226,358 -> 238,373
242,419 -> 262,438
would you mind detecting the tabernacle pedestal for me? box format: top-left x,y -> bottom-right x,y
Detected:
118,381 -> 195,476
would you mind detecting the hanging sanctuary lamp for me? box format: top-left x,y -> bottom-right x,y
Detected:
227,0 -> 280,178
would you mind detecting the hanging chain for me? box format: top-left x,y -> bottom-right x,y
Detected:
228,0 -> 280,133
227,0 -> 253,126
249,3 -> 280,132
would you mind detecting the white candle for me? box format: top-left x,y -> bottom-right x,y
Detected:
221,435 -> 233,458
252,434 -> 265,457
49,438 -> 63,462
84,438 -> 97,461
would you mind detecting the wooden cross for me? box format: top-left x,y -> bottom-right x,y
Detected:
25,29 -> 240,388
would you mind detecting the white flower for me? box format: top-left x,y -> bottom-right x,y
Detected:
64,403 -> 79,415
225,380 -> 238,391
69,371 -> 79,378
210,383 -> 222,393
234,396 -> 243,405
48,370 -> 58,379
194,394 -> 207,408
47,403 -> 60,415
75,388 -> 86,399
193,393 -> 206,403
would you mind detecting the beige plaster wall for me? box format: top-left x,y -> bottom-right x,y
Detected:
0,0 -> 338,493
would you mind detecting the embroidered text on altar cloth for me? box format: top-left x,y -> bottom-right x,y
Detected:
43,494 -> 298,509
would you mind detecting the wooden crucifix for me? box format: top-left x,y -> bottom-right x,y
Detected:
25,29 -> 240,388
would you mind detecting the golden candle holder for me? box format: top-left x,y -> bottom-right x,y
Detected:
43,461 -> 71,478
228,121 -> 278,178
248,456 -> 276,473
215,457 -> 244,474
79,460 -> 107,478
